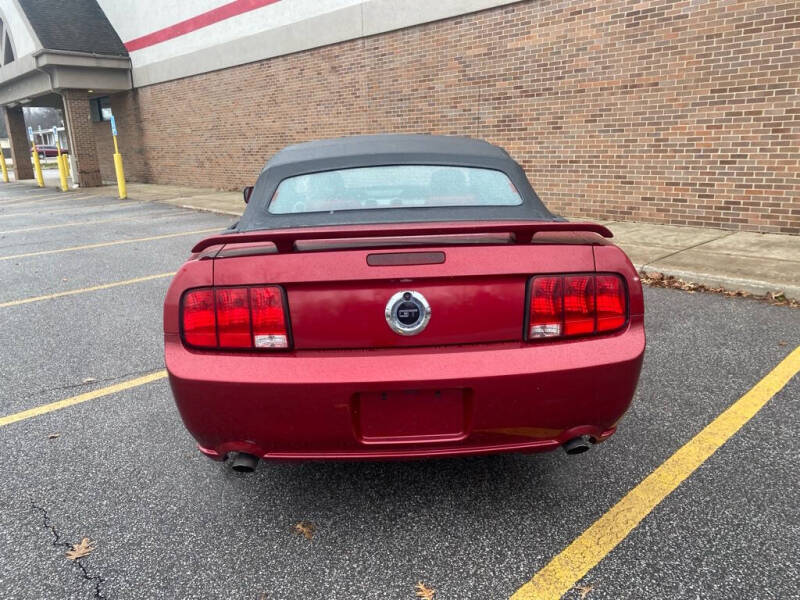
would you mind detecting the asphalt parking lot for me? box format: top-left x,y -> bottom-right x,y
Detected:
0,183 -> 798,600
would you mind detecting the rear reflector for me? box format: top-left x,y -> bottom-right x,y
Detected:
527,274 -> 627,341
181,286 -> 289,350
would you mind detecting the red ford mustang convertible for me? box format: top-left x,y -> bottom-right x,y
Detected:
164,135 -> 645,471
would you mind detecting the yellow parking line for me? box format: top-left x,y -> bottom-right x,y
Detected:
0,272 -> 175,308
0,370 -> 168,428
0,201 -> 149,219
0,195 -> 70,205
0,190 -> 80,200
0,194 -> 94,207
0,186 -> 69,200
19,186 -> 56,192
0,227 -> 220,261
18,186 -> 69,194
510,345 -> 800,600
0,186 -> 46,195
0,211 -> 188,234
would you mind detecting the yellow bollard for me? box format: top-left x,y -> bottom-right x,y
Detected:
63,153 -> 71,178
55,143 -> 68,192
114,152 -> 126,199
31,146 -> 45,187
112,133 -> 126,199
0,151 -> 8,183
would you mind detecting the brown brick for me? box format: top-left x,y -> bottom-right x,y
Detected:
88,0 -> 798,234
62,89 -> 103,187
4,106 -> 33,180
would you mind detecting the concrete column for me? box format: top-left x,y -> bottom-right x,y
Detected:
3,106 -> 33,180
61,89 -> 102,187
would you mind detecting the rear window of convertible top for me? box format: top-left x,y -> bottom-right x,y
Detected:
267,165 -> 522,214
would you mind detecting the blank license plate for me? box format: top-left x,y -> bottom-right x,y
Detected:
357,389 -> 466,442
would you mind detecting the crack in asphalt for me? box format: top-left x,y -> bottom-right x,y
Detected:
30,502 -> 107,600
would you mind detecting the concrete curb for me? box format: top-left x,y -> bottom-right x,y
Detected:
636,265 -> 800,301
171,202 -> 242,217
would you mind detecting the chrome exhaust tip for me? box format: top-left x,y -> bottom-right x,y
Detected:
231,452 -> 259,473
562,436 -> 592,455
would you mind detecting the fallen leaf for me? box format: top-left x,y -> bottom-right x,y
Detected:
638,271 -> 799,308
293,521 -> 315,540
577,584 -> 594,599
65,537 -> 96,560
415,582 -> 435,600
48,433 -> 60,440
778,340 -> 788,347
82,377 -> 97,384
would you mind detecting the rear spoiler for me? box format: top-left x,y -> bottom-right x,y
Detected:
191,221 -> 613,254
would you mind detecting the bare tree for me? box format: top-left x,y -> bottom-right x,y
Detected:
23,107 -> 64,132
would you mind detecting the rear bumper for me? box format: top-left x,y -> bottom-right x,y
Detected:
165,319 -> 645,461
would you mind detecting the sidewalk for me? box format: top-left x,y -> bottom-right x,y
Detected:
16,178 -> 800,301
594,220 -> 800,301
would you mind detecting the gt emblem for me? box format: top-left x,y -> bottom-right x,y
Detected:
385,291 -> 431,336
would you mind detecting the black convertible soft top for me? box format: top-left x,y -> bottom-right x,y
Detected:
236,134 -> 559,231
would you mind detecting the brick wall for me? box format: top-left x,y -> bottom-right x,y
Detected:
105,0 -> 799,234
62,89 -> 103,187
94,90 -> 150,184
93,119 -> 116,183
4,106 -> 33,179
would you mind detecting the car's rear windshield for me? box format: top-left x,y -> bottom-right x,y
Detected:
267,165 -> 522,214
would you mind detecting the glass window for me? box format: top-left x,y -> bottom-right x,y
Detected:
90,97 -> 112,122
3,30 -> 15,65
268,165 -> 522,214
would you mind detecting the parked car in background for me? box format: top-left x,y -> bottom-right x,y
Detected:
164,134 -> 645,472
35,145 -> 68,158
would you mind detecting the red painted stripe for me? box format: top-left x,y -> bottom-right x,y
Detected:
124,0 -> 282,52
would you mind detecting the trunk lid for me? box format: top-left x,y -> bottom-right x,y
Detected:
209,223 -> 606,350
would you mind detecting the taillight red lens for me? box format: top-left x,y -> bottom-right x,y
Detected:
250,287 -> 288,349
181,286 -> 289,350
529,276 -> 563,338
563,275 -> 595,335
216,288 -> 251,348
528,274 -> 627,341
596,275 -> 626,332
182,289 -> 216,347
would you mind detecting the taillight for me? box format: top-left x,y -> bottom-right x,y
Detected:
527,274 -> 627,341
250,287 -> 289,349
181,286 -> 290,350
529,276 -> 563,338
182,289 -> 216,347
563,275 -> 595,335
216,288 -> 251,348
595,275 -> 626,332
